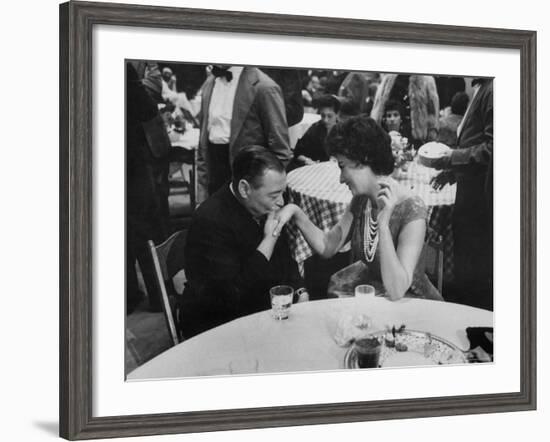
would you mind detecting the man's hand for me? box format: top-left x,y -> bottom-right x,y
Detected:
272,204 -> 298,237
430,170 -> 456,191
263,211 -> 281,239
257,211 -> 281,261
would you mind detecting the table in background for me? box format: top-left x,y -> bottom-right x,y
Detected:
127,297 -> 492,379
169,127 -> 199,150
286,160 -> 456,279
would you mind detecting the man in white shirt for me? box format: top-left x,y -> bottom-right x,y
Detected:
197,65 -> 291,203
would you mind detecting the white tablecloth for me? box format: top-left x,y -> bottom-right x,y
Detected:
169,127 -> 200,150
128,297 -> 492,379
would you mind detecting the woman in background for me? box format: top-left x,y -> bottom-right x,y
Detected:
290,94 -> 341,168
370,74 -> 440,149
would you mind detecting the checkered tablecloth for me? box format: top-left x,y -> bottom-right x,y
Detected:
286,160 -> 456,277
392,160 -> 456,208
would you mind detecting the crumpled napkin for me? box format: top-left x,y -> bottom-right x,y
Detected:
333,314 -> 373,347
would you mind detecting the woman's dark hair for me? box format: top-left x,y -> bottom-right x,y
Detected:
327,115 -> 395,175
232,145 -> 285,188
383,99 -> 405,117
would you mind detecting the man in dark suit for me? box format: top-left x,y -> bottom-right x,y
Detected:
126,62 -> 171,313
173,146 -> 307,338
260,67 -> 306,128
196,66 -> 292,204
431,78 -> 493,310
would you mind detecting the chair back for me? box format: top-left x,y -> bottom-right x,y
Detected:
147,230 -> 185,347
168,147 -> 196,211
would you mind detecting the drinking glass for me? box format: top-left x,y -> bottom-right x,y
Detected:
355,336 -> 382,368
270,285 -> 294,320
355,284 -> 375,298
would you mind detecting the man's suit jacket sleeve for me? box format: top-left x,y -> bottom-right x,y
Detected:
293,125 -> 314,159
449,86 -> 493,169
256,84 -> 292,167
281,233 -> 305,291
196,137 -> 209,204
196,81 -> 213,204
190,216 -> 277,310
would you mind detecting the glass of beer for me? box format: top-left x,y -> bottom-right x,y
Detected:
270,285 -> 294,320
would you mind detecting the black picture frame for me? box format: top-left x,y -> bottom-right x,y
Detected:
59,1 -> 537,439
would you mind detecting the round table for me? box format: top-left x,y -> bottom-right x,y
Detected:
127,297 -> 492,379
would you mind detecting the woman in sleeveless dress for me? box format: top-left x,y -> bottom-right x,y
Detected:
274,115 -> 442,301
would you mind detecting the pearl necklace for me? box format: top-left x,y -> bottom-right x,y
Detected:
363,199 -> 379,263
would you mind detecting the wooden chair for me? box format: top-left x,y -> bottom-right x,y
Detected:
168,147 -> 196,211
424,233 -> 444,296
147,230 -> 186,347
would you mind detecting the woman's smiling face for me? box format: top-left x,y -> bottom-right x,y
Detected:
335,154 -> 377,197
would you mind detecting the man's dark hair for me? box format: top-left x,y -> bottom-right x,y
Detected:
232,145 -> 285,188
313,94 -> 341,113
383,99 -> 405,117
327,115 -> 395,175
450,91 -> 469,116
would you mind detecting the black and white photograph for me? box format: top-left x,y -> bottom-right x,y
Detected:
125,61 -> 494,379
51,0 -> 539,440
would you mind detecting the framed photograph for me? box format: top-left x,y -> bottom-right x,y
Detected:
60,0 -> 536,439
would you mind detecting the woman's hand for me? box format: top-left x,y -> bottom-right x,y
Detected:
377,180 -> 399,226
272,204 -> 298,237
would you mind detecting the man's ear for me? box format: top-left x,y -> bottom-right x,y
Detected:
237,179 -> 251,199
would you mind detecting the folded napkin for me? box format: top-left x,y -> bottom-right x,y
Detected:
333,314 -> 373,347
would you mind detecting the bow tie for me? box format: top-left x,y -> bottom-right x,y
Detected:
212,66 -> 233,82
